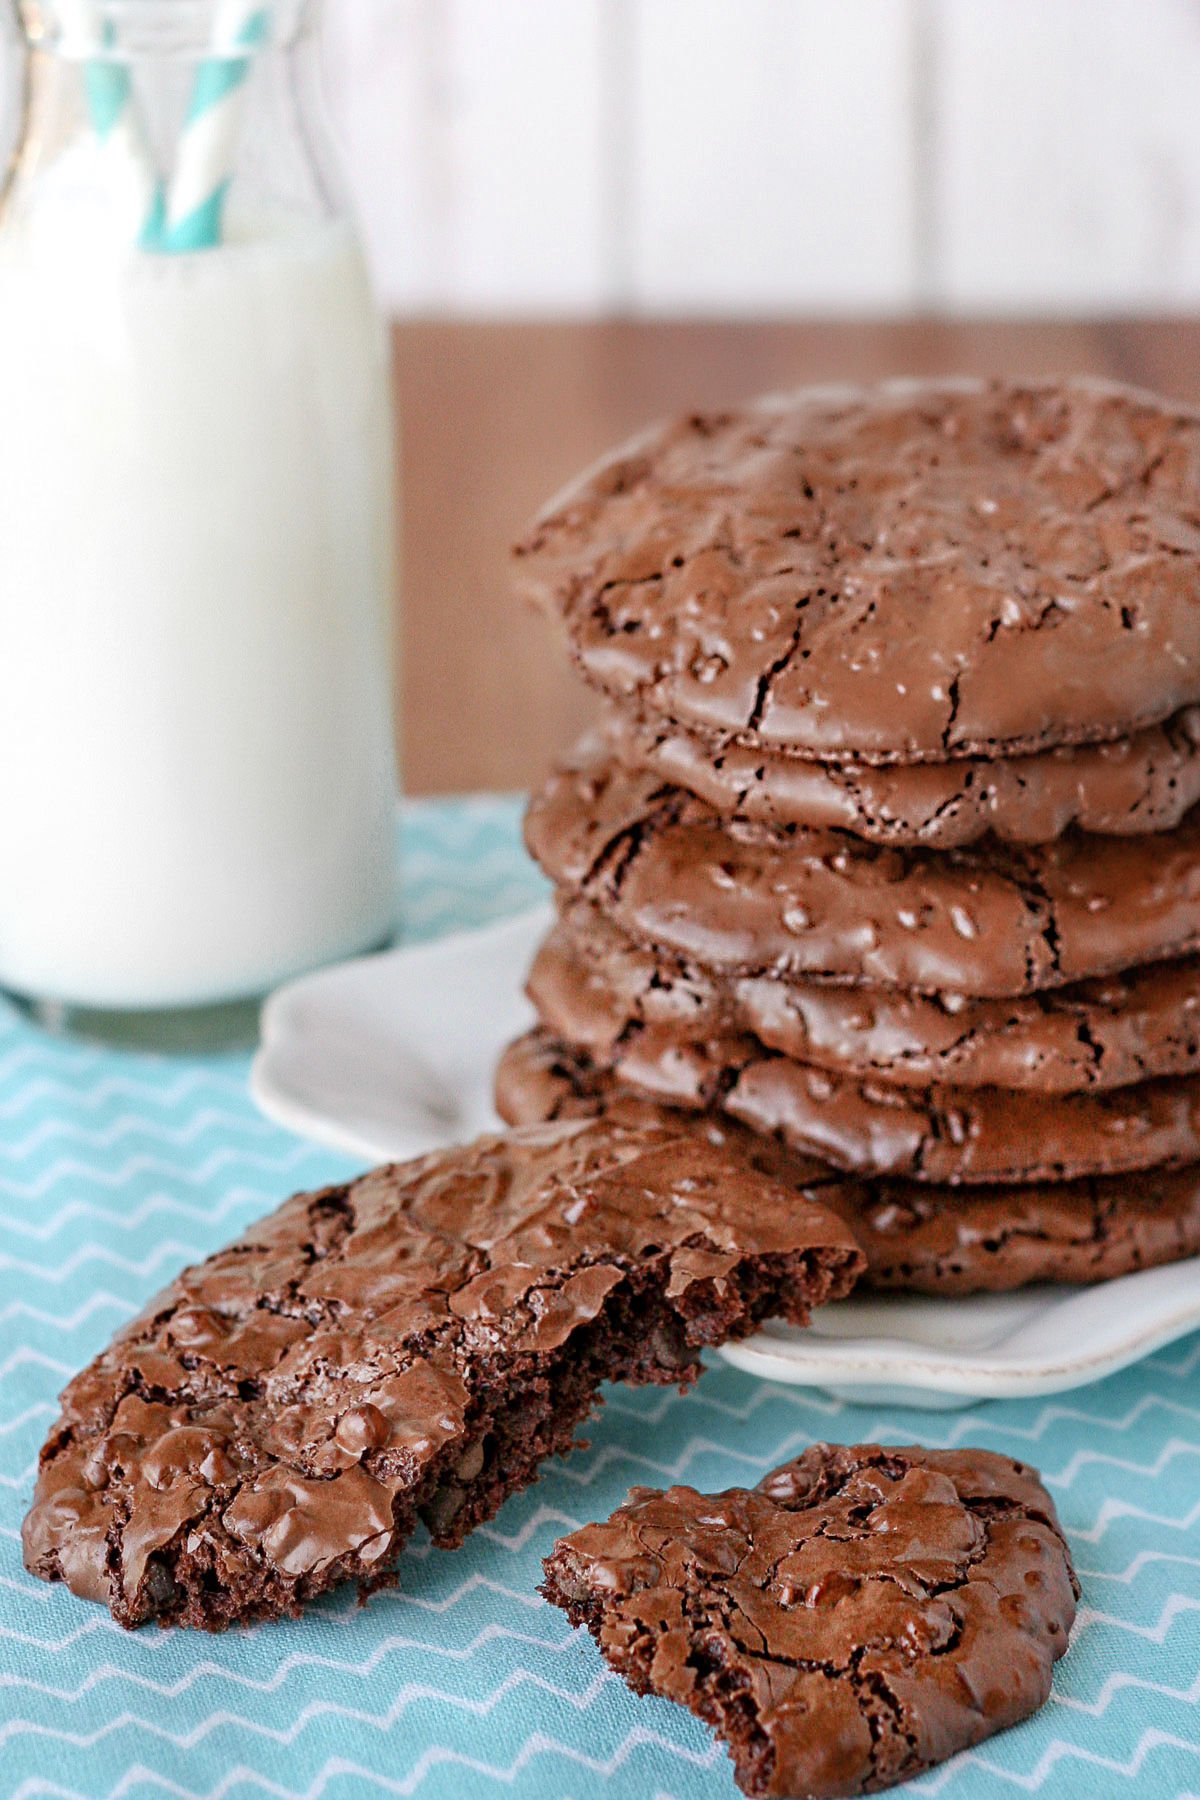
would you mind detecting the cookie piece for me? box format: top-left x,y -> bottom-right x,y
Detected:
517,376 -> 1200,761
504,1023 -> 1200,1184
531,900 -> 1200,1093
611,704 -> 1200,846
496,1032 -> 1200,1293
542,1444 -> 1078,1798
527,742 -> 1200,996
22,1121 -> 863,1631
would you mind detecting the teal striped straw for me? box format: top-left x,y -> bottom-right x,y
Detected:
56,0 -> 165,244
81,27 -> 130,136
57,0 -> 130,138
159,0 -> 271,253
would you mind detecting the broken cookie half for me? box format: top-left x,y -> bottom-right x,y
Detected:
23,1119 -> 862,1630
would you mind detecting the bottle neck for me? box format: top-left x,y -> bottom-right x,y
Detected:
2,0 -> 340,253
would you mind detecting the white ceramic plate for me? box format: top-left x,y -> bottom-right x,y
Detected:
252,907 -> 1200,1410
252,907 -> 549,1164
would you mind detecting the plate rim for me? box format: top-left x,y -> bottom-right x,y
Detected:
718,1283 -> 1200,1397
250,905 -> 552,1163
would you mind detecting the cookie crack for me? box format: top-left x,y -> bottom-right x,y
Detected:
591,789 -> 683,900
940,673 -> 963,752
851,1659 -> 922,1786
745,602 -> 811,734
913,784 -> 974,842
1073,1015 -> 1106,1080
1006,857 -> 1064,986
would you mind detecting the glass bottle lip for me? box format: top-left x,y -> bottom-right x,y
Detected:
14,0 -> 319,57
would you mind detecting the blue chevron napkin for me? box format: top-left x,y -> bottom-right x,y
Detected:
1,797 -> 1197,1800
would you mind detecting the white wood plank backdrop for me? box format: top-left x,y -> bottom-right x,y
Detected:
322,0 -> 1200,315
2,0 -> 1198,312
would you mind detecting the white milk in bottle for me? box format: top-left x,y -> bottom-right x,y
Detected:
0,2 -> 398,1018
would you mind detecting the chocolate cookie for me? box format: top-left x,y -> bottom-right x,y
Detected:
835,1165 -> 1200,1295
22,1121 -> 862,1630
527,742 -> 1200,996
504,1023 -> 1200,1184
495,1034 -> 1200,1292
611,704 -> 1200,846
531,900 -> 1200,1093
516,376 -> 1200,761
542,1443 -> 1078,1798
725,1054 -> 1200,1185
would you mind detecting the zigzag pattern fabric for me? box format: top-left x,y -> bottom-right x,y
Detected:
0,799 -> 1197,1800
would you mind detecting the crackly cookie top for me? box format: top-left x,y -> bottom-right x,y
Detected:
721,1049 -> 1200,1186
516,378 -> 1200,761
22,1120 -> 862,1628
837,1165 -> 1200,1295
608,703 -> 1200,847
530,898 -> 1200,1093
526,740 -> 1200,996
504,1011 -> 1200,1184
542,1443 -> 1078,1799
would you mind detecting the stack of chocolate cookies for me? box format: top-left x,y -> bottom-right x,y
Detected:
498,377 -> 1200,1296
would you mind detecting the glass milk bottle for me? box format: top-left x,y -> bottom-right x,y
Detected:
0,0 -> 397,1037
